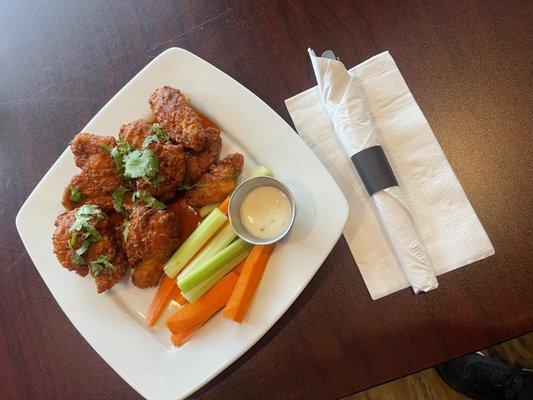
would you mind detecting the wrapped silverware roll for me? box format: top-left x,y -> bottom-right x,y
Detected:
309,49 -> 438,293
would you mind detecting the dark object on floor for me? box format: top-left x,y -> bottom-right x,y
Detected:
436,352 -> 533,400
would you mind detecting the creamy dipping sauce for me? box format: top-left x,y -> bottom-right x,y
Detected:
240,186 -> 292,239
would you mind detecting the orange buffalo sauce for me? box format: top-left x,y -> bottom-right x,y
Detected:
168,199 -> 200,242
108,212 -> 125,229
197,110 -> 220,131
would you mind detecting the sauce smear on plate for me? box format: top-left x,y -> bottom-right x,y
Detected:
169,200 -> 200,242
197,111 -> 219,131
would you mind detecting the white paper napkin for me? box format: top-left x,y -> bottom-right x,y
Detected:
285,51 -> 494,300
309,49 -> 438,294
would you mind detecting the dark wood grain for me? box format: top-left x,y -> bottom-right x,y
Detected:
1,1 -> 532,399
347,333 -> 533,400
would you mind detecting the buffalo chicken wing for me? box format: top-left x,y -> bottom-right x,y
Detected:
119,119 -> 152,149
125,207 -> 182,288
149,86 -> 206,151
119,118 -> 187,201
185,127 -> 222,183
185,153 -> 244,208
62,133 -> 124,212
53,207 -> 128,293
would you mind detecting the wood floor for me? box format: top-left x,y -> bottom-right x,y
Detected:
344,333 -> 533,400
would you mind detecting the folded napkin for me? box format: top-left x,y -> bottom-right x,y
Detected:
309,49 -> 438,294
285,51 -> 494,300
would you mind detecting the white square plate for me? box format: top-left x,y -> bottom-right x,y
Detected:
16,48 -> 348,400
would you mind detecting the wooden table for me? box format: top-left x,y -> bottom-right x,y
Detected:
1,1 -> 531,399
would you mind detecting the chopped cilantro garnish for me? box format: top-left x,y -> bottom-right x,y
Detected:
141,135 -> 160,148
72,240 -> 91,265
101,140 -> 132,175
69,186 -> 83,202
123,149 -> 158,178
69,204 -> 105,265
99,143 -> 111,152
150,123 -> 169,141
123,149 -> 160,186
68,232 -> 78,250
82,225 -> 102,242
132,190 -> 166,210
112,185 -> 130,216
141,124 -> 170,149
102,138 -> 163,186
70,204 -> 105,232
123,220 -> 131,241
89,255 -> 117,276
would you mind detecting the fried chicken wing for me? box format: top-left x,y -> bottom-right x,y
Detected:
119,119 -> 152,149
62,168 -> 123,211
149,86 -> 206,151
52,207 -> 128,293
118,118 -> 187,201
184,153 -> 244,209
125,207 -> 182,288
71,132 -> 116,169
185,127 -> 222,183
86,232 -> 129,293
53,210 -> 95,276
62,133 -> 124,212
135,142 -> 186,201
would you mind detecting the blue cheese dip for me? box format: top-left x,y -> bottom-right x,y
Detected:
239,185 -> 292,239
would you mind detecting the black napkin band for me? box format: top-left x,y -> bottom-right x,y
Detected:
351,145 -> 398,196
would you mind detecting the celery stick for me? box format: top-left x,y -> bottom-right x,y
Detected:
251,165 -> 273,177
182,249 -> 251,303
177,223 -> 237,282
178,238 -> 252,292
199,203 -> 220,218
163,208 -> 227,278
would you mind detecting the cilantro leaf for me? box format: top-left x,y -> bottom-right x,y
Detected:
141,124 -> 169,149
123,220 -> 131,241
99,143 -> 111,152
69,204 -> 105,265
70,204 -> 105,232
101,140 -> 132,175
132,190 -> 166,210
112,185 -> 130,216
71,240 -> 91,265
141,134 -> 160,148
123,149 -> 161,186
102,136 -> 163,187
69,186 -> 83,202
150,123 -> 169,141
89,255 -> 117,276
123,149 -> 158,178
68,232 -> 78,250
83,225 -> 102,242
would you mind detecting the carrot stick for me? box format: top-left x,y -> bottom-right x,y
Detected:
223,245 -> 275,323
146,275 -> 177,326
218,196 -> 230,214
171,286 -> 188,306
166,272 -> 238,334
233,260 -> 246,275
170,322 -> 203,347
